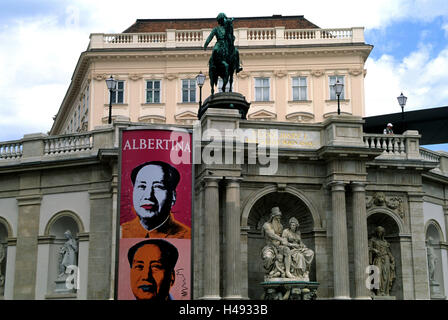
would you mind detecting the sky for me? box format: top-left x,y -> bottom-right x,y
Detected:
0,0 -> 447,150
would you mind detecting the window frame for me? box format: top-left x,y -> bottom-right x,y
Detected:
146,79 -> 162,104
254,77 -> 270,102
181,79 -> 196,103
292,76 -> 308,101
110,80 -> 125,104
329,75 -> 345,100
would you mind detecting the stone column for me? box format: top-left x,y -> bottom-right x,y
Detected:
408,193 -> 430,299
202,176 -> 221,299
351,182 -> 370,299
330,181 -> 350,299
224,177 -> 242,299
13,194 -> 42,299
87,189 -> 112,299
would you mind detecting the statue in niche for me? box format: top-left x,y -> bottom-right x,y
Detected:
426,236 -> 438,284
261,207 -> 314,281
0,244 -> 5,289
57,230 -> 78,279
368,226 -> 396,296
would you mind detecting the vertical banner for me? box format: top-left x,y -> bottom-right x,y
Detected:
118,129 -> 192,300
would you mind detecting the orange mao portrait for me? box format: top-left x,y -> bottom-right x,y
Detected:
128,239 -> 178,300
121,161 -> 191,239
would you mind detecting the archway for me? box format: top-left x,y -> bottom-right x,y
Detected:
245,191 -> 316,299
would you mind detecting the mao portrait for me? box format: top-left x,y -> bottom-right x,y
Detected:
128,239 -> 178,300
121,161 -> 191,239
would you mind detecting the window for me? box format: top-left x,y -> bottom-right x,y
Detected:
182,79 -> 196,103
110,80 -> 125,104
329,75 -> 345,100
217,78 -> 232,93
255,78 -> 270,101
292,77 -> 307,101
146,80 -> 161,103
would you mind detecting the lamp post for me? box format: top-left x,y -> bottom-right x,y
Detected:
105,75 -> 117,124
397,92 -> 407,121
196,71 -> 206,109
333,79 -> 344,115
397,92 -> 407,133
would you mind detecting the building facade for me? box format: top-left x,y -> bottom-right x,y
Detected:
0,15 -> 447,300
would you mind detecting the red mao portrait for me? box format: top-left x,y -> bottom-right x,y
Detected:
120,129 -> 192,239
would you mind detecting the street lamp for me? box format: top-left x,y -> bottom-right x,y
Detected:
105,75 -> 117,124
333,79 -> 344,115
196,71 -> 206,109
397,92 -> 407,120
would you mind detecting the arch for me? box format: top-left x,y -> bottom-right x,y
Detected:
367,208 -> 404,236
0,217 -> 13,239
425,219 -> 445,242
241,185 -> 322,230
44,210 -> 85,237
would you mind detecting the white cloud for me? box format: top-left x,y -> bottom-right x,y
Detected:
365,44 -> 448,116
0,15 -> 90,139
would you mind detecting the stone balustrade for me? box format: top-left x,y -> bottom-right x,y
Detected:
363,134 -> 406,158
0,128 -> 112,164
43,133 -> 93,155
420,147 -> 441,162
88,27 -> 365,50
0,140 -> 23,160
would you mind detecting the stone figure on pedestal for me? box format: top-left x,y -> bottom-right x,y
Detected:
261,207 -> 314,281
57,230 -> 78,279
426,237 -> 438,284
368,226 -> 395,296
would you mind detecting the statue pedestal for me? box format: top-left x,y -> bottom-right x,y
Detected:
198,92 -> 250,120
54,277 -> 75,294
261,280 -> 319,300
429,282 -> 446,300
371,295 -> 396,300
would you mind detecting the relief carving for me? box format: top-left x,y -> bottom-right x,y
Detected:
310,70 -> 324,77
366,192 -> 405,219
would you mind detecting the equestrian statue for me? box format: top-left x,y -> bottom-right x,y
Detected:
204,13 -> 243,95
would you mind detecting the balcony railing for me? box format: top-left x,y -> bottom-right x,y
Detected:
363,134 -> 406,158
88,27 -> 365,50
0,140 -> 23,160
420,147 -> 441,162
43,133 -> 93,156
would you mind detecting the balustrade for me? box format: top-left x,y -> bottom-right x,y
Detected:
90,27 -> 361,49
44,134 -> 93,155
363,134 -> 406,157
0,141 -> 23,160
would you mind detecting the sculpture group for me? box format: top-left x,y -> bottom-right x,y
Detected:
261,207 -> 314,281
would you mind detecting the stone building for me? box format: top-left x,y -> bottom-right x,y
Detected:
0,15 -> 447,300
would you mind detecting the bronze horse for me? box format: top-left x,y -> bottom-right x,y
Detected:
204,13 -> 242,95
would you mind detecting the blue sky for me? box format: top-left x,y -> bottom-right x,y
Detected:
0,0 -> 447,151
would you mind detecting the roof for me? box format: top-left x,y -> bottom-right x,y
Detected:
123,15 -> 320,33
363,106 -> 448,145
